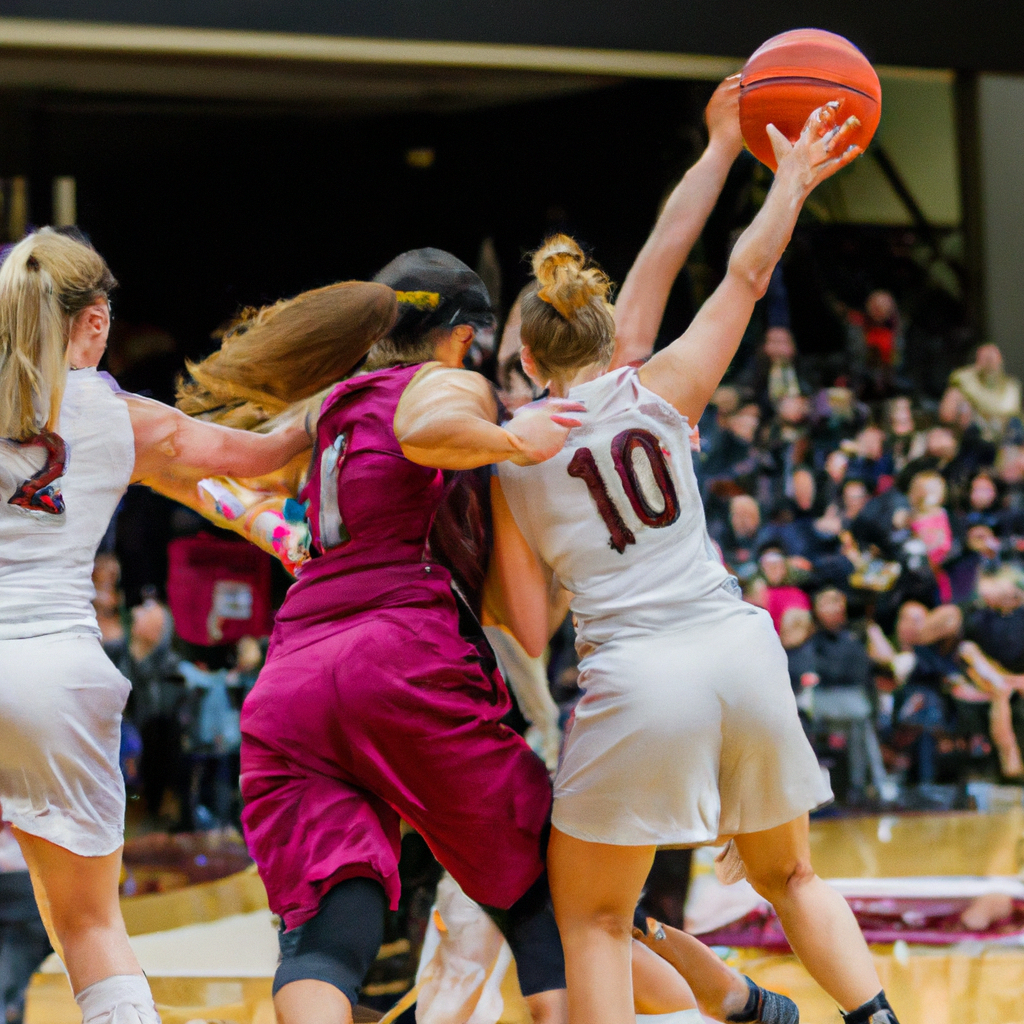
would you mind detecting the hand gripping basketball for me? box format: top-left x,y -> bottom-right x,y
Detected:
767,101 -> 862,195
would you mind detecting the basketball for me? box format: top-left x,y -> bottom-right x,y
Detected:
739,28 -> 881,171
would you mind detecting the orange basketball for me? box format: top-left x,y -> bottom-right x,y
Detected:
739,28 -> 881,171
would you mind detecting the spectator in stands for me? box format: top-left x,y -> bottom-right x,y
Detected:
868,603 -> 961,785
713,494 -> 765,580
942,343 -> 1023,442
780,607 -> 817,721
758,542 -> 812,632
908,471 -> 954,603
885,396 -> 927,474
119,595 -> 184,823
92,552 -> 126,661
845,289 -> 903,398
808,588 -> 891,801
702,400 -> 765,513
735,325 -> 806,415
769,467 -> 840,562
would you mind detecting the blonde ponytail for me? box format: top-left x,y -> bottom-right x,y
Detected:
532,235 -> 611,318
0,228 -> 116,441
521,234 -> 615,381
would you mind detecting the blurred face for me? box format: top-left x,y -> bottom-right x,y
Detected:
713,386 -> 740,419
825,449 -> 849,484
814,589 -> 847,631
896,601 -> 927,650
92,555 -> 120,592
978,573 -> 1023,613
759,549 -> 787,587
976,344 -> 1003,376
131,599 -> 167,646
91,556 -> 121,614
857,426 -> 885,461
778,395 -> 809,425
842,480 -> 869,520
910,473 -> 946,512
792,469 -> 815,511
744,577 -> 769,609
967,524 -> 999,557
236,636 -> 263,673
764,327 -> 796,363
780,608 -> 813,649
728,404 -> 760,443
730,495 -> 761,537
866,290 -> 897,325
927,428 -> 958,462
890,397 -> 914,436
998,446 -> 1024,485
498,299 -> 523,362
498,365 -> 538,413
970,475 -> 997,511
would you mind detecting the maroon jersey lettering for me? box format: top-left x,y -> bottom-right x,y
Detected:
7,430 -> 69,515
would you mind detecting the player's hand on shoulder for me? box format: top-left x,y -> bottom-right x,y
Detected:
506,398 -> 586,466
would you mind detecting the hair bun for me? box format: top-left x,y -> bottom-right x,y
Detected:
531,234 -> 610,320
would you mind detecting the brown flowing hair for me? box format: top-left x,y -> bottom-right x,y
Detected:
520,234 -> 615,383
176,281 -> 397,428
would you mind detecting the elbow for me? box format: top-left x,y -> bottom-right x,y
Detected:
727,260 -> 772,301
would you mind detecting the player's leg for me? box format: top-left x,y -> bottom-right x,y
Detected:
630,939 -> 698,1014
13,829 -> 158,1023
273,878 -> 387,1024
633,916 -> 798,1023
547,826 -> 665,1024
733,815 -> 900,1023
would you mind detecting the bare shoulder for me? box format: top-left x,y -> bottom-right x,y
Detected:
397,362 -> 497,415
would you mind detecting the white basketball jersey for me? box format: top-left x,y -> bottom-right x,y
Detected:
499,367 -> 730,648
0,369 -> 134,640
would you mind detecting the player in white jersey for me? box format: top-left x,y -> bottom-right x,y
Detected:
487,111 -> 900,1024
0,228 -> 310,1024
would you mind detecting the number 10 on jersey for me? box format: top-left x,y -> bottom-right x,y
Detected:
568,428 -> 680,553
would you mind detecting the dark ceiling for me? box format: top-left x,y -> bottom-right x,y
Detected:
2,0 -> 1022,73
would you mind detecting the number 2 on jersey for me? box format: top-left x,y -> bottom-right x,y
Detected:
567,428 -> 679,553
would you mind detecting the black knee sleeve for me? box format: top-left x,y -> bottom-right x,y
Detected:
273,877 -> 387,1006
484,873 -> 566,997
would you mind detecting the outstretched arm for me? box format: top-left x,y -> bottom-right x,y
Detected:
611,75 -> 744,369
638,103 -> 861,423
394,363 -> 584,470
126,394 -> 312,483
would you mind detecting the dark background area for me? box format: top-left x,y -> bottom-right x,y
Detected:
5,0 -> 1023,73
1,75 -> 963,400
5,79 -> 718,388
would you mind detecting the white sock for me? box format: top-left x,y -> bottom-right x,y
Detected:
75,974 -> 160,1024
637,1011 -> 704,1024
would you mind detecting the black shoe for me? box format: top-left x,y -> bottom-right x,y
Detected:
841,991 -> 899,1024
727,975 -> 799,1024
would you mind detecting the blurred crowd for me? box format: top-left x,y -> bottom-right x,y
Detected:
686,310 -> 1024,806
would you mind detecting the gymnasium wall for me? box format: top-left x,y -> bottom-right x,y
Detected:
979,74 -> 1024,377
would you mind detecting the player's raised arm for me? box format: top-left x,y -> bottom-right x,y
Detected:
638,102 -> 861,423
611,75 -> 744,368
